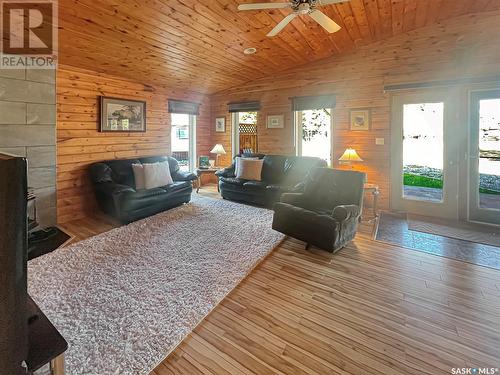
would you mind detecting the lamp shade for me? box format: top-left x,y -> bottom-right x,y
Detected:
339,148 -> 363,162
210,144 -> 226,155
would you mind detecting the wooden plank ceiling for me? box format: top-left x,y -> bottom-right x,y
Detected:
59,0 -> 500,94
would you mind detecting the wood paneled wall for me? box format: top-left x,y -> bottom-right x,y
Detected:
57,65 -> 210,223
210,11 -> 500,210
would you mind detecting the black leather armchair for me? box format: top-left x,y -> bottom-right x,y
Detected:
90,156 -> 197,223
272,168 -> 366,253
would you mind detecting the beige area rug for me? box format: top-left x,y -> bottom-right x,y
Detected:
28,196 -> 284,375
407,213 -> 500,247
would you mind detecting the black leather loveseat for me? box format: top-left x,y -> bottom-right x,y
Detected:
215,154 -> 327,207
89,156 -> 197,223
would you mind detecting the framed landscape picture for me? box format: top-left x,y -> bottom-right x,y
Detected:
267,114 -> 284,129
350,109 -> 370,131
100,96 -> 146,132
215,117 -> 225,133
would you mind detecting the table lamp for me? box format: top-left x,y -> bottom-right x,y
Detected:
210,144 -> 226,167
338,148 -> 363,169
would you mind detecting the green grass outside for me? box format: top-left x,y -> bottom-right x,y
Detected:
403,173 -> 443,189
479,188 -> 500,195
404,173 -> 500,195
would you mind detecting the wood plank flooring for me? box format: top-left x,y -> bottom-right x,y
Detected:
60,185 -> 500,375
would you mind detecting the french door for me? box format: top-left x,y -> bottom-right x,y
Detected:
468,90 -> 500,225
391,91 -> 459,219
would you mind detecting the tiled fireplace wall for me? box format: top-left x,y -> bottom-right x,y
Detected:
0,68 -> 56,227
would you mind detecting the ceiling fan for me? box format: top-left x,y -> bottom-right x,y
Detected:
237,0 -> 349,37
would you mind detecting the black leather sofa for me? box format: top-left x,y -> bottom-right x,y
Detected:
215,154 -> 327,207
89,156 -> 197,223
272,168 -> 366,252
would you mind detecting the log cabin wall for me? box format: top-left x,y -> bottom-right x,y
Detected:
210,11 -> 500,210
57,65 -> 211,223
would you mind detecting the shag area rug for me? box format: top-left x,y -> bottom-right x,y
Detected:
28,196 -> 284,375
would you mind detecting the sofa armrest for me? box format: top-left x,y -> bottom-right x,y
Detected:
171,170 -> 197,182
332,204 -> 360,222
215,165 -> 235,178
280,193 -> 306,206
95,182 -> 135,195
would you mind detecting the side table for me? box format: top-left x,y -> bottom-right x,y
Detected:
195,168 -> 220,193
363,183 -> 380,221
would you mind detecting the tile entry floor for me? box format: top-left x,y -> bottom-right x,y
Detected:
375,211 -> 500,270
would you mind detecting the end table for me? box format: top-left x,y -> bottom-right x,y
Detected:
195,168 -> 220,193
363,183 -> 380,221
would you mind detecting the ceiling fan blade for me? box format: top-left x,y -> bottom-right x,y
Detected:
308,9 -> 341,33
238,2 -> 291,11
316,0 -> 349,5
267,13 -> 297,37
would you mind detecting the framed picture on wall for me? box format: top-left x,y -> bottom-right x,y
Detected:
267,114 -> 284,129
100,96 -> 146,132
350,109 -> 370,131
215,117 -> 225,132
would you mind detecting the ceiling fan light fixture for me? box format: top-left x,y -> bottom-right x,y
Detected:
238,0 -> 348,37
243,47 -> 257,55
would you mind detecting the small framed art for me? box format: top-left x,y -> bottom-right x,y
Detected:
266,114 -> 284,129
349,109 -> 371,131
215,117 -> 225,132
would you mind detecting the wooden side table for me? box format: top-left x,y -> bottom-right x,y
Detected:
195,168 -> 220,193
363,183 -> 380,220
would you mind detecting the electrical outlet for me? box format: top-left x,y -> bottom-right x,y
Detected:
375,138 -> 385,145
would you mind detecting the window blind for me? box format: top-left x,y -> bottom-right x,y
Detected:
291,95 -> 336,111
228,101 -> 261,113
168,99 -> 200,115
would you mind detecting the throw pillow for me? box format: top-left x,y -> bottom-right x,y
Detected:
236,158 -> 264,181
234,156 -> 259,176
132,164 -> 145,190
143,161 -> 173,189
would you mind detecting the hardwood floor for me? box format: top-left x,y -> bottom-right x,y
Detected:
60,185 -> 500,375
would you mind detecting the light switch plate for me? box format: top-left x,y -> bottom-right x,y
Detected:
375,138 -> 385,145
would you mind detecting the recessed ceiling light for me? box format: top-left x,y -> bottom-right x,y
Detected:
243,47 -> 257,55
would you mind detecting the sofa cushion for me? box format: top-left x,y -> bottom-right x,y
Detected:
107,159 -> 141,187
132,164 -> 145,190
162,181 -> 191,193
282,156 -> 327,186
144,161 -> 174,189
220,177 -> 247,186
118,187 -> 168,212
236,158 -> 264,181
243,180 -> 268,191
261,155 -> 287,184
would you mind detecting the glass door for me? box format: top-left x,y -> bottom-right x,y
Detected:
391,92 -> 459,218
171,113 -> 196,171
295,108 -> 332,165
469,90 -> 500,225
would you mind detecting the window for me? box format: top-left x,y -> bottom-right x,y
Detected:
171,113 -> 196,171
233,111 -> 258,156
295,108 -> 333,165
